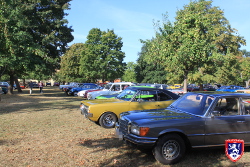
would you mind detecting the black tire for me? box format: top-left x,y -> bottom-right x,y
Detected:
73,91 -> 78,96
153,134 -> 186,165
99,112 -> 117,128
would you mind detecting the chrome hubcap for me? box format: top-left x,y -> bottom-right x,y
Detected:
162,140 -> 180,160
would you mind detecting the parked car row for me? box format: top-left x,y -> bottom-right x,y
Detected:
80,86 -> 180,128
115,92 -> 250,165
216,85 -> 245,92
77,82 -> 250,165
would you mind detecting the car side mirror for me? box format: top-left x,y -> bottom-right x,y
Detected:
211,110 -> 221,117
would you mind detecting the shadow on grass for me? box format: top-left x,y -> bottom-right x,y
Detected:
78,137 -> 157,167
78,137 -> 250,167
0,87 -> 83,114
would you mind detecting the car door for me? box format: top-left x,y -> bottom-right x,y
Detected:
241,97 -> 250,143
128,90 -> 174,111
153,90 -> 175,108
205,97 -> 247,146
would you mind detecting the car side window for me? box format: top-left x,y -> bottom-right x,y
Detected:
135,90 -> 156,102
156,91 -> 172,101
111,85 -> 120,91
242,98 -> 250,115
214,98 -> 239,116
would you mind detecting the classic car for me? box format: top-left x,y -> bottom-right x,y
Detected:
63,83 -> 84,94
68,83 -> 98,96
95,93 -> 120,99
86,82 -> 136,100
0,82 -> 9,87
235,89 -> 250,93
80,86 -> 180,128
167,88 -> 185,95
77,88 -> 103,98
46,82 -> 51,86
115,92 -> 250,165
137,83 -> 169,90
167,84 -> 182,89
14,84 -> 26,89
216,85 -> 245,92
95,86 -> 154,99
53,82 -> 60,86
0,82 -> 9,94
59,82 -> 80,90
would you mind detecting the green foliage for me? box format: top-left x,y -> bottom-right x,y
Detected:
135,43 -> 168,84
79,28 -> 126,82
0,0 -> 73,91
122,62 -> 137,82
58,43 -> 85,82
240,56 -> 250,86
139,0 -> 246,89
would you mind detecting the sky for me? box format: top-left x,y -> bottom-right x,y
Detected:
66,0 -> 250,63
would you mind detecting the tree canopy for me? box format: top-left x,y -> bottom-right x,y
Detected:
78,28 -> 126,83
139,0 -> 247,90
58,43 -> 85,82
0,0 -> 73,93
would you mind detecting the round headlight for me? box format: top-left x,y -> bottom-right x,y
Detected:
130,124 -> 140,135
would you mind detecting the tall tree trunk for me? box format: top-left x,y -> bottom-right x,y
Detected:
8,74 -> 14,94
183,71 -> 188,93
15,77 -> 22,93
199,83 -> 204,91
246,79 -> 250,88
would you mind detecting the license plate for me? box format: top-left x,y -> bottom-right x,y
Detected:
115,127 -> 123,140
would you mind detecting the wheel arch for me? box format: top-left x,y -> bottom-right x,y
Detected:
97,111 -> 118,124
157,130 -> 192,150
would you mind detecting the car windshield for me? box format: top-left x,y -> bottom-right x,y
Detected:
116,89 -> 137,101
170,93 -> 215,116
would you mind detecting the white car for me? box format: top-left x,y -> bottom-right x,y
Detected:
77,88 -> 97,97
59,82 -> 79,90
87,82 -> 136,100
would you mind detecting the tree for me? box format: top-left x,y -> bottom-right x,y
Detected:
122,62 -> 137,82
0,0 -> 73,93
144,0 -> 245,91
136,49 -> 168,84
239,55 -> 250,87
58,43 -> 85,83
79,28 -> 126,82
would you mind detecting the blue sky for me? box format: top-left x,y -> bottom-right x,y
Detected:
66,0 -> 250,63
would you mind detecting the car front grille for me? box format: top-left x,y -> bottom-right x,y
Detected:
119,117 -> 130,135
80,104 -> 89,117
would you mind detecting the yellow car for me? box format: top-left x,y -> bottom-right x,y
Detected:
168,84 -> 182,89
236,89 -> 250,93
80,86 -> 180,128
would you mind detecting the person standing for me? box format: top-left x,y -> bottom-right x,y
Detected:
29,81 -> 34,94
38,81 -> 44,93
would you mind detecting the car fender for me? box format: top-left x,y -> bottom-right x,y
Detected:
158,128 -> 191,148
158,128 -> 186,137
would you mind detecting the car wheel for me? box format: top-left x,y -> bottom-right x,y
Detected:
73,91 -> 78,96
99,112 -> 117,128
87,95 -> 92,100
153,134 -> 186,165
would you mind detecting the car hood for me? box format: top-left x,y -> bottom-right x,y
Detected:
81,98 -> 125,106
121,108 -> 195,123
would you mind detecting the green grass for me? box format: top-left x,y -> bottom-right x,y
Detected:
0,87 -> 250,167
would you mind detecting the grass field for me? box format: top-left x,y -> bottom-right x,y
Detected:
0,87 -> 250,167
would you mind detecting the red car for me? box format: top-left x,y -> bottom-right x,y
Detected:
83,89 -> 102,98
